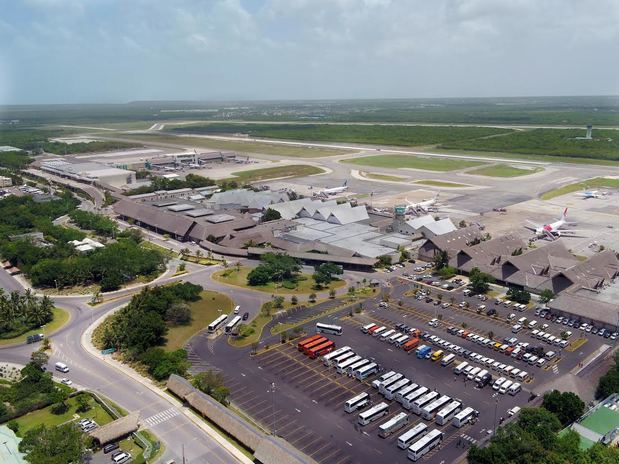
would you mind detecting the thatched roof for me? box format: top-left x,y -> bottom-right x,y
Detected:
90,412 -> 140,445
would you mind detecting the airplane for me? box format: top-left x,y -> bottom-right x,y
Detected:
575,189 -> 607,199
524,208 -> 583,240
405,193 -> 440,214
320,180 -> 348,196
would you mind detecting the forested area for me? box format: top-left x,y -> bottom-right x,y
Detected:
68,210 -> 118,237
125,173 -> 218,195
0,289 -> 54,339
247,252 -> 301,286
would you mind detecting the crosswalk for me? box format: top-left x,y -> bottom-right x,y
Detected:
185,343 -> 218,375
460,433 -> 478,445
142,407 -> 180,427
552,365 -> 559,375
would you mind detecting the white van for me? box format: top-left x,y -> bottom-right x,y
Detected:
517,371 -> 529,382
508,382 -> 522,396
510,368 -> 521,379
499,380 -> 513,394
545,351 -> 556,360
467,367 -> 481,380
453,361 -> 469,375
528,320 -> 538,329
55,362 -> 69,373
492,377 -> 506,391
511,324 -> 522,334
441,354 -> 456,367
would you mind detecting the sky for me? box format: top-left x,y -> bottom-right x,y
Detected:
1,0 -> 618,104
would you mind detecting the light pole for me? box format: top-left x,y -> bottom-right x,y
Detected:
492,392 -> 499,435
270,381 -> 277,436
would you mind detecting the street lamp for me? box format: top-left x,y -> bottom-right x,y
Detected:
270,381 -> 277,436
492,392 -> 499,435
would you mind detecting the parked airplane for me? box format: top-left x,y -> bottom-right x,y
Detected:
524,208 -> 582,240
405,193 -> 440,214
575,189 -> 606,199
320,181 -> 348,196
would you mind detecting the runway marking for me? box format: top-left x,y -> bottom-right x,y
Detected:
142,407 -> 180,427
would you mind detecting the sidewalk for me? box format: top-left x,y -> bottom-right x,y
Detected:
80,305 -> 253,464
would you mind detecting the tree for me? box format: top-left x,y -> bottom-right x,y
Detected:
19,423 -> 91,464
290,295 -> 298,306
596,352 -> 619,399
438,266 -> 457,279
542,390 -> 585,426
262,208 -> 282,222
506,287 -> 531,304
468,267 -> 494,294
165,302 -> 192,325
433,250 -> 450,270
76,394 -> 91,413
30,350 -> 49,369
375,255 -> 392,268
458,220 -> 467,228
192,370 -> 229,405
329,288 -> 336,299
312,262 -> 343,288
273,295 -> 285,309
539,289 -> 555,303
308,293 -> 317,303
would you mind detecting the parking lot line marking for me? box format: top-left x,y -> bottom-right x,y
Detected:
291,430 -> 314,443
298,436 -> 324,452
333,456 -> 352,464
316,446 -> 343,461
286,425 -> 307,439
345,441 -> 352,447
295,408 -> 301,413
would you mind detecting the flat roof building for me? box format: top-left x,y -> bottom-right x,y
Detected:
41,160 -> 136,188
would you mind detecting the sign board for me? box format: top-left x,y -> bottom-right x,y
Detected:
101,348 -> 116,355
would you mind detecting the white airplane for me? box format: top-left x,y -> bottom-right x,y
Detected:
524,208 -> 583,240
575,189 -> 606,199
405,193 -> 440,214
320,181 -> 348,196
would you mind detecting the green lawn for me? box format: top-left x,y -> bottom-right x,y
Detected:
165,290 -> 233,351
361,172 -> 408,182
467,164 -> 543,177
415,179 -> 469,187
0,307 -> 70,347
228,313 -> 272,347
230,164 -> 325,182
140,240 -> 176,258
541,177 -> 619,200
212,266 -> 345,295
341,154 -> 484,172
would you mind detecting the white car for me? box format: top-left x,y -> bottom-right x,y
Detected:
60,378 -> 73,386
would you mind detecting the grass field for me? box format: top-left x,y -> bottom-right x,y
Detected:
341,154 -> 484,171
414,179 -> 469,187
230,164 -> 325,182
228,313 -> 272,347
361,171 -> 408,182
165,290 -> 233,351
467,164 -> 544,177
540,177 -> 619,200
0,307 -> 70,347
212,266 -> 345,295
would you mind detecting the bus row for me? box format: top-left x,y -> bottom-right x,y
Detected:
361,323 -> 422,353
207,306 -> 242,334
297,334 -> 337,359
321,345 -> 380,380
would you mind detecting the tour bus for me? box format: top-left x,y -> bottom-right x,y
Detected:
453,407 -> 477,428
331,351 -> 356,368
378,412 -> 409,438
372,326 -> 387,337
402,386 -> 429,411
355,362 -> 379,380
346,358 -> 371,376
453,361 -> 469,375
441,354 -> 456,367
336,355 -> 362,374
344,392 -> 371,413
387,332 -> 403,344
379,373 -> 404,395
435,400 -> 462,426
307,340 -> 335,359
358,402 -> 389,426
207,314 -> 228,333
402,338 -> 420,352
397,422 -> 428,449
361,323 -> 377,334
55,362 -> 69,373
411,391 -> 440,415
297,334 -> 325,352
395,383 -> 419,404
384,378 -> 412,401
421,395 -> 451,421
316,322 -> 343,336
301,336 -> 328,355
371,371 -> 396,389
395,334 -> 410,347
380,329 -> 396,341
322,346 -> 352,367
408,429 -> 444,461
225,315 -> 242,334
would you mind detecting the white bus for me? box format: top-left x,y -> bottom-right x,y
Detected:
361,323 -> 376,334
397,422 -> 428,449
344,392 -> 371,413
395,383 -> 419,404
355,362 -> 379,380
379,412 -> 409,438
453,407 -> 477,428
395,334 -> 410,347
371,370 -> 396,388
407,429 -> 444,462
358,402 -> 389,426
225,315 -> 242,334
316,322 -> 343,336
453,361 -> 469,375
346,358 -> 371,375
441,354 -> 456,367
402,387 -> 429,410
387,332 -> 403,344
322,346 -> 352,367
372,326 -> 387,337
411,391 -> 440,415
208,314 -> 228,333
421,395 -> 451,420
332,351 -> 356,369
384,378 -> 411,400
379,329 -> 396,341
379,373 -> 404,395
435,400 -> 462,426
336,355 -> 362,374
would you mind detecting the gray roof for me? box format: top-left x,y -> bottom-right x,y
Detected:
207,214 -> 237,223
114,200 -> 196,237
327,205 -> 369,225
549,292 -> 618,326
167,203 -> 194,212
267,198 -> 316,220
406,215 -> 436,230
184,208 -> 215,217
422,218 -> 457,236
208,189 -> 287,210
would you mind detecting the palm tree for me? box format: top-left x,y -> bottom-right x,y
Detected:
195,249 -> 203,261
180,247 -> 190,258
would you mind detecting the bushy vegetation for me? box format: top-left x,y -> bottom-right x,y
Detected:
68,210 -> 118,237
125,173 -> 218,195
312,262 -> 343,288
0,150 -> 32,170
140,348 -> 190,381
468,407 -> 619,464
468,267 -> 494,294
541,390 -> 585,426
247,253 -> 301,286
19,422 -> 91,464
506,287 -> 531,304
192,370 -> 230,405
0,289 -> 54,339
596,352 -> 619,399
262,208 -> 281,222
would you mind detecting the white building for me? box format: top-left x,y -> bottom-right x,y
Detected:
41,160 -> 136,188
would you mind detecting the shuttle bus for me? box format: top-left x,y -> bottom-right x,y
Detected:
331,351 -> 356,367
395,383 -> 419,404
358,402 -> 389,426
435,400 -> 462,426
355,362 -> 379,380
225,315 -> 242,334
384,378 -> 411,401
297,334 -> 324,351
453,407 -> 477,428
322,346 -> 352,367
407,429 -> 444,461
387,332 -> 403,344
302,336 -> 328,355
395,334 -> 410,347
441,354 -> 456,367
208,314 -> 228,333
421,395 -> 451,420
344,392 -> 371,413
372,326 -> 387,337
379,329 -> 395,341
336,355 -> 362,374
397,422 -> 428,449
402,387 -> 429,410
411,391 -> 440,415
316,322 -> 343,336
378,412 -> 409,438
371,371 -> 396,389
361,323 -> 376,334
379,373 -> 404,395
307,340 -> 335,359
346,358 -> 371,375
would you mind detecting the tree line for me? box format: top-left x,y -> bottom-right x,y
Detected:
0,289 -> 54,339
68,210 -> 118,237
